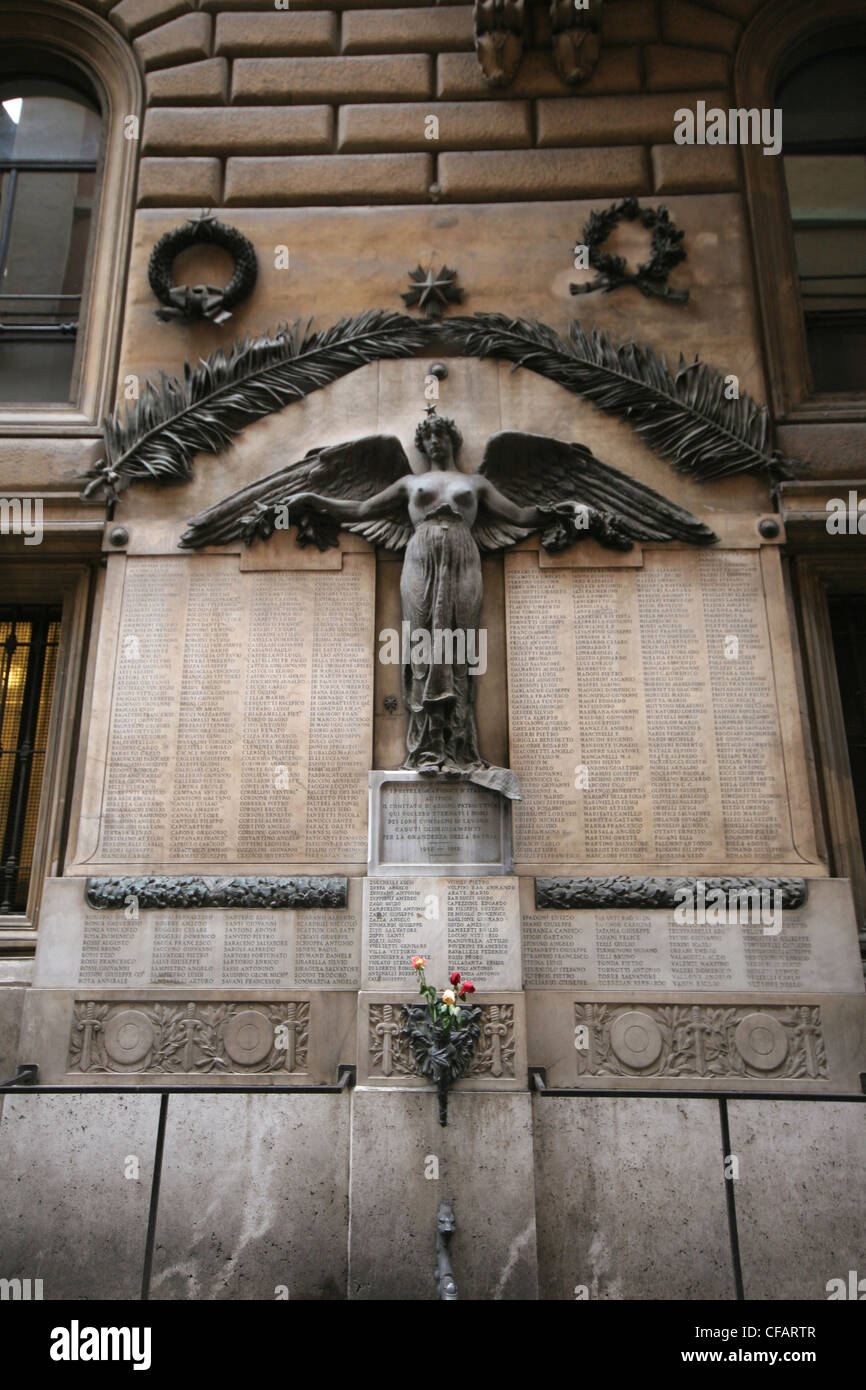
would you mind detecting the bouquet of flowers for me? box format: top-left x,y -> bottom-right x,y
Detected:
411,956 -> 476,1033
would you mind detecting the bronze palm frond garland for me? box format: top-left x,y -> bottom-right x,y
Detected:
79,310 -> 797,503
443,314 -> 796,485
81,310 -> 434,502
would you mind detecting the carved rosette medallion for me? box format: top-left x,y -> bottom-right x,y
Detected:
608,1010 -> 664,1070
732,1012 -> 789,1071
69,1000 -> 310,1075
368,1003 -> 515,1079
574,1003 -> 827,1080
223,1010 -> 273,1066
103,1010 -> 155,1066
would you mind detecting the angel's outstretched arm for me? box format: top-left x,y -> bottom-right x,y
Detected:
292,476 -> 409,523
475,476 -> 549,528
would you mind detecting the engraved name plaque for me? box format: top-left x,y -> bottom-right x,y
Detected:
368,771 -> 512,876
505,548 -> 819,873
363,876 -> 521,990
70,554 -> 375,872
521,880 -> 863,993
33,879 -> 362,991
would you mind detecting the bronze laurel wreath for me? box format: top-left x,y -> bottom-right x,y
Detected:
147,211 -> 258,324
571,197 -> 689,305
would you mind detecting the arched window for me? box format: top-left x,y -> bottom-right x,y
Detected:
736,0 -> 866,420
0,74 -> 102,404
0,1 -> 140,430
778,49 -> 866,394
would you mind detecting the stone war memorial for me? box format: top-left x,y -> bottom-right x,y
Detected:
0,0 -> 864,1320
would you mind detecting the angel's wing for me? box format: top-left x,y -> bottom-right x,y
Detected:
179,434 -> 413,551
474,431 -> 718,552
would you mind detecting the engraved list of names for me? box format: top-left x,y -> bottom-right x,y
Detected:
98,555 -> 374,865
506,549 -> 800,866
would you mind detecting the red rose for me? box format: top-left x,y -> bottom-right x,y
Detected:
450,971 -> 461,986
459,981 -> 475,997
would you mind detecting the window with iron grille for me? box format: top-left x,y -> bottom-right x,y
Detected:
0,76 -> 101,405
0,606 -> 62,915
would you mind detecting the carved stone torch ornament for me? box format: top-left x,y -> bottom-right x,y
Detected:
403,959 -> 481,1126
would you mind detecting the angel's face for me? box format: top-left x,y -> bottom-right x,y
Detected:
423,426 -> 454,469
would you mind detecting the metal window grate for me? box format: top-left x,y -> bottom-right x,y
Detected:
0,605 -> 61,914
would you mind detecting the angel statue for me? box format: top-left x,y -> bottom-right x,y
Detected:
180,410 -> 717,800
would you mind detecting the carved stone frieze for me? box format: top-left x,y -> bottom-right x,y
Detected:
368,1003 -> 515,1079
85,876 -> 348,911
536,876 -> 808,911
369,1003 -> 415,1077
573,1003 -> 828,1080
466,1003 -> 515,1078
69,1000 -> 310,1075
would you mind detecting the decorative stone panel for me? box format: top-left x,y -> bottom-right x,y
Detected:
69,1000 -> 310,1075
573,1002 -> 828,1080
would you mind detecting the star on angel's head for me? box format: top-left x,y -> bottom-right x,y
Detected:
401,265 -> 464,319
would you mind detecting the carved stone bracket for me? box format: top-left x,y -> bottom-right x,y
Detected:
550,0 -> 603,86
474,0 -> 602,88
535,876 -> 808,911
474,0 -> 526,88
574,1002 -> 827,1080
69,1000 -> 310,1075
84,875 -> 348,911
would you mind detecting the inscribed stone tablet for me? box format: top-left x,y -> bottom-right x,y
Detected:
505,548 -> 818,872
369,772 -> 511,875
521,880 -> 863,993
34,879 -> 361,991
72,554 -> 374,871
363,876 -> 521,990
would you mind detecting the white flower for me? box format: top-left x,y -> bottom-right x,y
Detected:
442,988 -> 456,1006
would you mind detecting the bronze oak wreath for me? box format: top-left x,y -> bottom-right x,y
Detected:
80,310 -> 797,502
570,198 -> 689,305
147,211 -> 258,325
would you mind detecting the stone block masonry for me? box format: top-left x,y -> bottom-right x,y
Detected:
81,5 -> 757,225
